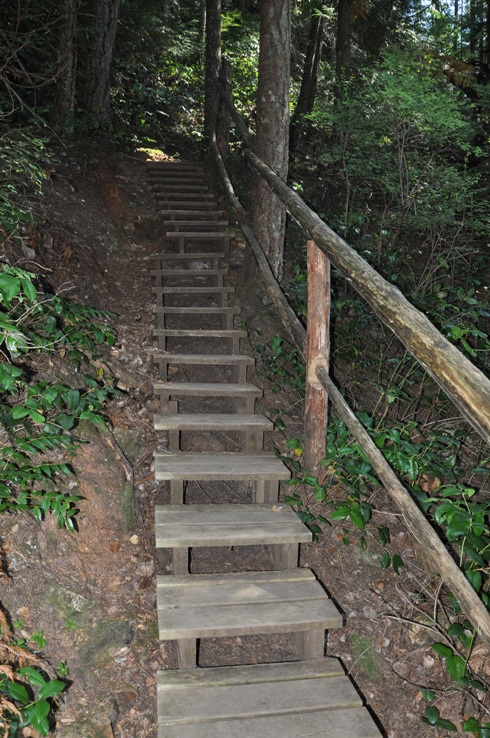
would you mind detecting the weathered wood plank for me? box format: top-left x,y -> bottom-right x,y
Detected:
153,329 -> 245,339
153,413 -> 272,431
152,253 -> 227,260
151,269 -> 228,277
154,452 -> 290,481
158,598 -> 341,639
153,306 -> 239,315
152,287 -> 235,294
156,658 -> 345,690
157,569 -> 341,639
157,707 -> 381,737
158,675 -> 361,724
159,210 -> 225,218
161,221 -> 229,229
154,382 -> 261,396
158,569 -> 316,587
155,503 -> 310,547
165,232 -> 231,239
153,353 -> 253,366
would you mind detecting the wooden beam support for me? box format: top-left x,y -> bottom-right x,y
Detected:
304,240 -> 330,474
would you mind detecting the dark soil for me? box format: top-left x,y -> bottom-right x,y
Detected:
1,141 -> 488,738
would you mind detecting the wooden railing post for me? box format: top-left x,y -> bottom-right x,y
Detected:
304,240 -> 330,474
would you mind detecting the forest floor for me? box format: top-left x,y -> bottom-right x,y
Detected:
0,141 -> 487,738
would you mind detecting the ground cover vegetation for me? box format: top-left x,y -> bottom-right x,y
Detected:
2,0 -> 490,733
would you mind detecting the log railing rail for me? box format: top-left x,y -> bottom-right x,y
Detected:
206,90 -> 490,647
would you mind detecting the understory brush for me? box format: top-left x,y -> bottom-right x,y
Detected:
0,131 -> 118,737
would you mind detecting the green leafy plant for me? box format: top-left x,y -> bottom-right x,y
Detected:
0,613 -> 66,737
0,264 -> 118,527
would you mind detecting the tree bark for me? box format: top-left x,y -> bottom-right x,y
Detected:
336,0 -> 352,81
291,10 -> 324,148
54,0 -> 77,134
216,57 -> 232,153
304,240 -> 330,474
79,0 -> 120,125
249,0 -> 290,280
204,0 -> 222,146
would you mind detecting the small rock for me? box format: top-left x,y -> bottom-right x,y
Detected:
129,534 -> 139,545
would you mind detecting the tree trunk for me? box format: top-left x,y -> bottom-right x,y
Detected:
54,0 -> 77,134
249,0 -> 290,280
204,0 -> 221,146
79,0 -> 120,125
290,10 -> 324,148
216,57 -> 232,153
336,0 -> 352,81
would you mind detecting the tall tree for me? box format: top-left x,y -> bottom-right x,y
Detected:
78,0 -> 120,125
336,0 -> 352,79
204,0 -> 222,145
54,0 -> 77,134
249,0 -> 290,279
290,6 -> 324,148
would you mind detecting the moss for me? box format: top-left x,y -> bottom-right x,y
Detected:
351,634 -> 379,682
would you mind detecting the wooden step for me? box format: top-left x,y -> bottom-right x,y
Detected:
154,413 -> 272,432
166,232 -> 230,239
153,328 -> 245,353
153,286 -> 235,308
152,181 -> 208,190
157,569 -> 341,666
153,352 -> 253,383
154,192 -> 215,200
154,382 -> 261,401
153,287 -> 234,294
151,268 -> 228,277
158,201 -> 217,210
152,252 -> 226,260
153,306 -> 239,330
153,351 -> 250,363
162,220 -> 228,228
155,503 -> 310,548
157,660 -> 381,738
148,162 -> 202,171
154,452 -> 290,482
153,328 -> 245,338
159,210 -> 226,219
157,502 -> 308,573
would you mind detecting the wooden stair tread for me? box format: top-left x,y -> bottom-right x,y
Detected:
154,382 -> 261,396
159,210 -> 225,217
154,452 -> 290,481
161,221 -> 229,228
165,232 -> 230,239
153,329 -> 246,338
157,569 -> 341,639
154,192 -> 215,199
151,181 -> 209,187
158,674 -> 360,724
153,353 -> 253,365
155,503 -> 311,548
157,658 -> 345,689
152,253 -> 226,260
157,199 -> 217,206
152,287 -> 235,294
157,709 -> 381,737
159,669 -> 363,726
153,306 -> 240,314
152,268 -> 228,275
153,413 -> 272,431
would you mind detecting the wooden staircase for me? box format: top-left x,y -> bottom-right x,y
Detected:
149,160 -> 382,737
